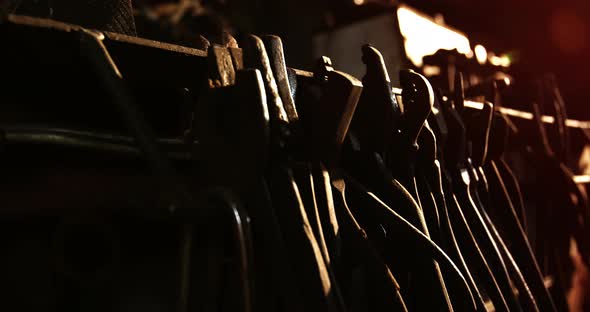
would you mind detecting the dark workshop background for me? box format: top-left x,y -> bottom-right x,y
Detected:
197,0 -> 590,119
17,0 -> 585,117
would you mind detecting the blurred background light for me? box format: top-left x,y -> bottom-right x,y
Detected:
474,44 -> 487,64
397,5 -> 471,67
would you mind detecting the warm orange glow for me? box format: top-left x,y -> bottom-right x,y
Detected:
353,0 -> 365,5
474,44 -> 487,65
489,55 -> 502,66
574,175 -> 590,184
499,55 -> 511,67
397,6 -> 471,67
464,100 -> 484,110
566,119 -> 590,129
423,65 -> 441,77
550,8 -> 587,54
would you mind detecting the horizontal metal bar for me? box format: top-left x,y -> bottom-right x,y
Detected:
574,175 -> 590,184
1,125 -> 193,160
464,100 -> 590,129
5,14 -> 590,130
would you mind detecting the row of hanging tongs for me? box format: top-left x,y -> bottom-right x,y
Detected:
187,32 -> 589,311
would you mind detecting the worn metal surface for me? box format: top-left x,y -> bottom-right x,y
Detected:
241,34 -> 289,124
208,45 -> 236,87
350,44 -> 400,154
262,35 -> 299,122
310,56 -> 363,163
